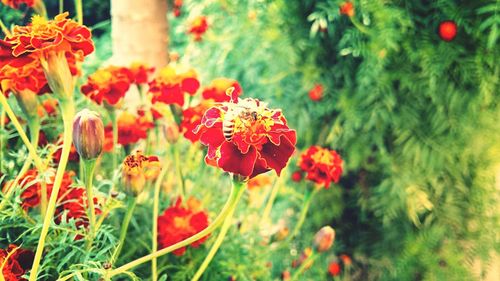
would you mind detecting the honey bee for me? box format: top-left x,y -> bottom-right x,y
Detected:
222,105 -> 259,141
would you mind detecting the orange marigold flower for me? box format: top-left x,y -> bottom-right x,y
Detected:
202,78 -> 242,102
0,60 -> 49,96
0,244 -> 34,281
188,16 -> 208,41
328,261 -> 341,276
148,66 -> 200,106
103,111 -> 153,151
247,173 -> 273,190
339,2 -> 355,17
157,197 -> 210,256
298,146 -> 343,188
81,66 -> 134,106
180,100 -> 212,142
1,0 -> 35,9
41,98 -> 58,116
308,84 -> 323,101
195,97 -> 296,179
122,150 -> 161,195
129,62 -> 155,84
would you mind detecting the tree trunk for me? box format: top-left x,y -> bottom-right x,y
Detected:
110,0 -> 169,69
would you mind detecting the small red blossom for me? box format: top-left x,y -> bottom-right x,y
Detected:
340,254 -> 352,266
188,16 -> 208,41
1,0 -> 35,9
53,136 -> 80,164
339,2 -> 355,17
103,111 -> 152,151
298,146 -> 343,188
202,78 -> 242,102
0,244 -> 34,281
291,171 -> 303,182
129,62 -> 155,84
438,20 -> 457,42
328,261 -> 341,276
81,66 -> 134,106
172,0 -> 182,17
148,66 -> 200,106
180,101 -> 212,142
56,187 -> 102,233
308,84 -> 323,101
157,197 -> 210,256
19,169 -> 74,210
195,97 -> 296,179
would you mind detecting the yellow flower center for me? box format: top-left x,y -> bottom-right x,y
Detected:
311,149 -> 334,165
174,216 -> 191,229
31,15 -> 49,32
91,69 -> 113,85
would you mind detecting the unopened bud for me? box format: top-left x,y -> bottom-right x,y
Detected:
72,109 -> 104,160
313,226 -> 335,252
14,90 -> 40,120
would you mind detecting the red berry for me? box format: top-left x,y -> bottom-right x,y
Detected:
291,171 -> 303,182
438,20 -> 457,41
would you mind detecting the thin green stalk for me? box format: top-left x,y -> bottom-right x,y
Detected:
261,175 -> 284,223
173,143 -> 185,197
288,187 -> 319,242
290,251 -> 318,281
29,99 -> 75,281
84,159 -> 98,249
59,0 -> 63,14
111,196 -> 137,265
75,0 -> 83,24
350,16 -> 369,34
0,107 -> 4,173
109,109 -> 119,172
191,179 -> 246,281
105,180 -> 246,279
151,158 -> 169,281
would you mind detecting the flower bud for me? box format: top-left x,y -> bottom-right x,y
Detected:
14,90 -> 40,120
72,109 -> 104,160
40,51 -> 74,99
313,226 -> 335,252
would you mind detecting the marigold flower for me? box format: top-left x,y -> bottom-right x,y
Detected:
339,2 -> 355,17
122,150 -> 161,195
339,254 -> 352,266
0,60 -> 49,96
72,109 -> 105,160
298,146 -> 343,188
188,16 -> 208,41
81,66 -> 134,106
195,97 -> 296,179
55,187 -> 102,233
291,171 -> 303,182
180,101 -> 211,142
0,244 -> 34,281
18,169 -> 75,210
148,66 -> 200,106
308,84 -> 323,101
313,226 -> 335,252
41,98 -> 58,116
157,197 -> 210,256
202,78 -> 242,102
103,111 -> 153,151
247,173 -> 273,190
53,136 -> 80,163
129,62 -> 155,84
328,261 -> 341,276
1,0 -> 35,9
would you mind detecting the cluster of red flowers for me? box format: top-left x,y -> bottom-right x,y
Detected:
0,244 -> 34,281
148,66 -> 200,106
157,197 -> 209,256
328,254 -> 352,277
296,146 -> 343,188
1,0 -> 35,9
103,111 -> 154,150
188,16 -> 209,41
81,66 -> 134,106
195,97 -> 296,179
202,78 -> 242,102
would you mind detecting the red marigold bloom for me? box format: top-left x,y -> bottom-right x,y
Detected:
328,261 -> 341,276
148,66 -> 200,106
1,0 -> 35,9
195,97 -> 296,179
53,136 -> 80,163
129,62 -> 155,84
157,197 -> 210,256
339,2 -> 355,17
0,60 -> 49,96
81,66 -> 134,106
56,187 -> 102,232
41,98 -> 58,116
308,84 -> 323,101
103,111 -> 152,151
19,169 -> 75,210
298,146 -> 343,188
0,244 -> 34,281
202,78 -> 242,102
188,16 -> 208,41
180,100 -> 212,142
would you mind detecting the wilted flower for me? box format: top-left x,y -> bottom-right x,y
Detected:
195,97 -> 296,179
188,16 -> 208,41
328,261 -> 341,276
298,146 -> 343,188
202,78 -> 242,102
313,226 -> 335,252
72,109 -> 104,160
122,151 -> 161,195
157,197 -> 210,256
148,66 -> 200,106
0,244 -> 34,281
129,62 -> 155,84
308,84 -> 323,101
81,66 -> 133,106
339,2 -> 355,17
180,101 -> 211,142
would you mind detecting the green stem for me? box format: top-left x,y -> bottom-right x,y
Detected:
290,251 -> 318,281
288,188 -> 319,242
29,99 -> 75,281
105,179 -> 246,279
0,106 -> 4,174
33,0 -> 48,18
59,0 -> 64,14
191,179 -> 246,281
84,159 -> 98,250
111,196 -> 137,265
109,109 -> 119,172
350,16 -> 369,35
173,143 -> 185,197
0,17 -> 11,37
151,158 -> 169,281
74,0 -> 83,24
261,175 -> 284,223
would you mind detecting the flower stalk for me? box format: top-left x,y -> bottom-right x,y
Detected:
84,159 -> 98,249
151,156 -> 169,281
191,178 -> 246,281
290,251 -> 318,281
288,187 -> 320,242
111,196 -> 137,265
109,109 -> 119,172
